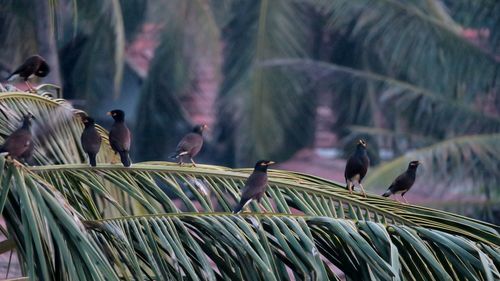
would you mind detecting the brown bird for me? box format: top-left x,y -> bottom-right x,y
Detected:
107,110 -> 131,167
170,124 -> 207,166
382,161 -> 420,203
6,55 -> 50,92
344,139 -> 370,197
233,160 -> 275,214
0,113 -> 35,162
81,116 -> 102,167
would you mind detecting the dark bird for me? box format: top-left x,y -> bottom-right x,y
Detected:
6,55 -> 50,92
0,113 -> 35,162
107,110 -> 131,167
81,116 -> 102,167
170,124 -> 207,166
233,160 -> 275,214
382,161 -> 420,203
344,139 -> 370,197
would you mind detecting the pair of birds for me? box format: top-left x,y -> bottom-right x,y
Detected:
80,110 -> 131,167
233,140 -> 420,214
5,55 -> 50,92
80,109 -> 208,168
344,139 -> 420,203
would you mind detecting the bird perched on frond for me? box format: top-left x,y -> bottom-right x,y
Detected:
80,116 -> 102,167
233,160 -> 275,214
382,161 -> 420,203
107,109 -> 131,167
0,113 -> 35,163
6,55 -> 50,92
170,124 -> 207,167
344,139 -> 370,197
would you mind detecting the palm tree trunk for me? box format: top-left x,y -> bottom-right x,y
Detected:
33,0 -> 61,86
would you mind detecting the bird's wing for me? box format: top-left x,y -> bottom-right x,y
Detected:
388,172 -> 412,192
109,125 -> 131,152
81,128 -> 102,153
176,133 -> 202,153
240,172 -> 268,201
2,130 -> 31,154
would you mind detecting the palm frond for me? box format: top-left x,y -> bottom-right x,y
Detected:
215,0 -> 316,165
27,163 -> 500,244
0,92 -> 115,165
87,213 -> 500,280
315,0 -> 499,97
365,133 -> 500,198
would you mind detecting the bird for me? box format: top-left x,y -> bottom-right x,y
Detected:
81,116 -> 102,167
107,109 -> 131,167
170,124 -> 207,167
233,160 -> 275,214
0,113 -> 35,163
6,55 -> 50,92
344,139 -> 370,197
382,160 -> 420,203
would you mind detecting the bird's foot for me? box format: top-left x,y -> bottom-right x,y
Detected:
12,159 -> 24,168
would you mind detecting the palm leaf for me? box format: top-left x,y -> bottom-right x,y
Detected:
39,210 -> 500,280
365,133 -> 500,198
26,163 -> 500,245
0,92 -> 115,165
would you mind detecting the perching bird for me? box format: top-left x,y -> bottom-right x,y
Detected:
107,110 -> 131,167
233,160 -> 275,214
6,55 -> 50,92
170,124 -> 207,166
0,113 -> 34,162
81,116 -> 102,167
382,161 -> 420,203
344,139 -> 370,197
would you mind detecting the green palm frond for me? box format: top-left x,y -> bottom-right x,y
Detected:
0,92 -> 115,165
315,0 -> 498,97
215,0 -> 315,166
134,0 -> 220,161
3,159 -> 499,280
26,163 -> 500,244
365,134 -> 500,198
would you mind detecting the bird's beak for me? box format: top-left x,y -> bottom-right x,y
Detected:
106,112 -> 112,116
266,161 -> 275,166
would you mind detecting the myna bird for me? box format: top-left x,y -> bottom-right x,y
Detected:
6,55 -> 50,92
81,116 -> 102,167
233,160 -> 275,214
382,161 -> 420,203
107,110 -> 131,167
170,124 -> 207,166
344,139 -> 370,197
0,113 -> 34,162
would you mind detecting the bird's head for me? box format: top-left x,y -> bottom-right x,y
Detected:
254,160 -> 275,172
22,112 -> 35,127
408,160 -> 420,169
34,55 -> 50,77
357,139 -> 367,148
193,124 -> 208,134
81,116 -> 96,127
107,109 -> 125,122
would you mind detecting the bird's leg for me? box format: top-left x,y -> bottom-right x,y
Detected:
347,181 -> 353,194
359,183 -> 367,197
190,157 -> 197,167
110,153 -> 118,164
401,194 -> 408,204
25,81 -> 34,92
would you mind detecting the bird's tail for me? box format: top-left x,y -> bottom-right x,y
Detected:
119,151 -> 131,167
382,189 -> 392,197
89,153 -> 97,167
232,199 -> 246,214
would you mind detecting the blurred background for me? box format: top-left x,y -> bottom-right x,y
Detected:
0,0 -> 498,223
